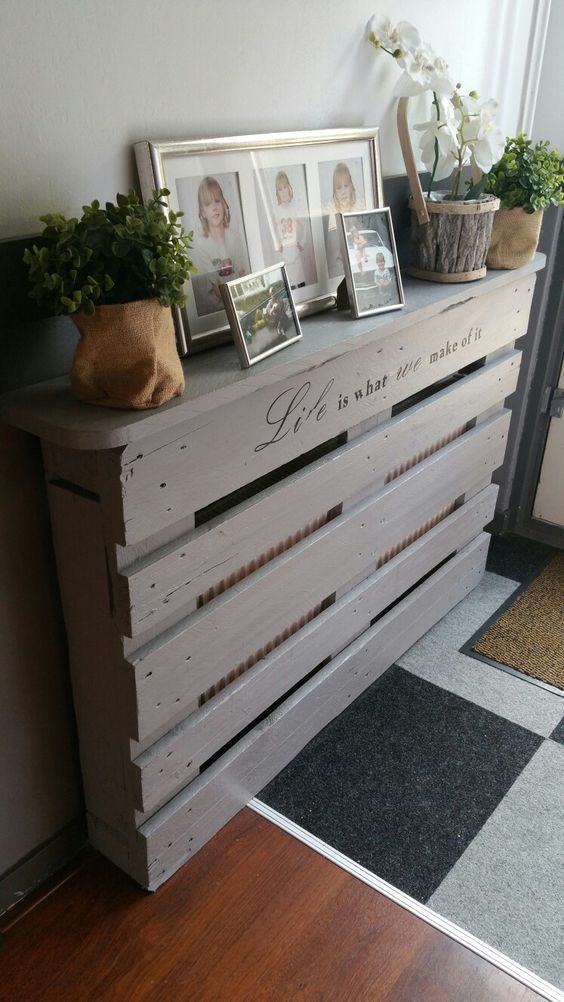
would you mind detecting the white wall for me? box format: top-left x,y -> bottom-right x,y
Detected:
532,0 -> 564,149
0,0 -> 538,239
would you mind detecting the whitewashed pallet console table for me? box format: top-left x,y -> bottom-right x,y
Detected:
4,258 -> 543,890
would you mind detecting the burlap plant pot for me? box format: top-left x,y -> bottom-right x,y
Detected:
486,207 -> 543,270
71,299 -> 185,409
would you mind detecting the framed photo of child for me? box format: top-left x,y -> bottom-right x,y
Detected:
337,208 -> 405,319
254,165 -> 318,291
220,263 -> 302,368
176,172 -> 251,319
318,158 -> 366,279
135,129 -> 383,355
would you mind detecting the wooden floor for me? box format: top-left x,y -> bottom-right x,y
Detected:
0,809 -> 543,1002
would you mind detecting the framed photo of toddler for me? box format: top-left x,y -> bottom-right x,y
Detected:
134,128 -> 383,354
220,263 -> 302,368
337,208 -> 405,319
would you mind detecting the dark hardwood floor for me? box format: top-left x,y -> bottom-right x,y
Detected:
0,808 -> 543,1001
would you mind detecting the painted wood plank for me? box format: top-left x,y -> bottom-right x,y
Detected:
131,485 -> 498,814
42,442 -> 102,495
139,534 -> 489,889
116,351 -> 520,637
2,265 -> 541,454
47,483 -> 135,830
115,281 -> 532,545
129,413 -> 509,741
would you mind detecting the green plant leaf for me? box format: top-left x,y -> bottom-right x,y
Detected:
484,132 -> 564,211
22,187 -> 195,315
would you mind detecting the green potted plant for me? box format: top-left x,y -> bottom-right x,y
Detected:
368,17 -> 504,282
23,188 -> 194,409
484,133 -> 564,269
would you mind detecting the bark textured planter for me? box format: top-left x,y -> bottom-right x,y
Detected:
397,97 -> 500,283
71,299 -> 185,410
408,193 -> 500,282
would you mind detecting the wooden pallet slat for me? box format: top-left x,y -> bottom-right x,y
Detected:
131,484 -> 498,815
115,351 -> 520,637
115,280 -> 531,545
128,411 -> 510,740
138,534 -> 489,889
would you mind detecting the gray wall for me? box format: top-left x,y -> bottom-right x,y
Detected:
0,236 -> 84,908
0,423 -> 84,899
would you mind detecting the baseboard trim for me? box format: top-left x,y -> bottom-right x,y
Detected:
249,799 -> 563,1002
0,817 -> 86,917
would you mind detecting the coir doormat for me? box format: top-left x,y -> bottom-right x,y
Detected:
470,552 -> 564,691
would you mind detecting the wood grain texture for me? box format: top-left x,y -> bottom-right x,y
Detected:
129,414 -> 509,741
1,263 -> 542,454
116,351 -> 520,636
139,535 -> 489,888
114,281 -> 531,546
131,486 -> 499,815
0,810 -> 544,1002
47,483 -> 134,830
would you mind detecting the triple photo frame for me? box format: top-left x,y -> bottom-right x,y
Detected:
135,129 -> 383,355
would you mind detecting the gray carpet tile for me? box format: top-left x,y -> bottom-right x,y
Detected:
428,740 -> 564,991
550,715 -> 564,744
399,570 -> 520,650
398,640 -> 564,738
397,569 -> 564,736
486,533 -> 556,581
259,665 -> 542,903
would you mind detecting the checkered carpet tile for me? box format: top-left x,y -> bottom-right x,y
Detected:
258,535 -> 564,991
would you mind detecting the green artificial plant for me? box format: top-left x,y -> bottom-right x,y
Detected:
484,134 -> 564,213
23,188 -> 195,316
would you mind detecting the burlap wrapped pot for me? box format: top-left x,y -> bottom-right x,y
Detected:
71,299 -> 185,409
486,207 -> 543,270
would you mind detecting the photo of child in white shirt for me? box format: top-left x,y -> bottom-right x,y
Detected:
177,172 -> 251,318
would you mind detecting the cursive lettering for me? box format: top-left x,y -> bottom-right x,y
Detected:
255,379 -> 334,452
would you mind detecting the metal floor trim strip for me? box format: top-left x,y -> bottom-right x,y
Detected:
249,797 -> 564,1002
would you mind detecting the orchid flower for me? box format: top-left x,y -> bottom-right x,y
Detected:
414,98 -> 461,180
369,18 -> 453,96
369,17 -> 421,55
368,15 -> 504,199
462,97 -> 506,173
394,47 -> 454,97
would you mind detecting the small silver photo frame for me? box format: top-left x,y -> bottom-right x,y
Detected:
220,263 -> 302,368
337,208 -> 405,318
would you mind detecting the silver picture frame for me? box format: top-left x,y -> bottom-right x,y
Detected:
337,208 -> 405,319
221,262 -> 302,369
134,128 -> 383,355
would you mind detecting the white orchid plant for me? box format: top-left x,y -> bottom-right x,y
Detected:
369,17 -> 505,200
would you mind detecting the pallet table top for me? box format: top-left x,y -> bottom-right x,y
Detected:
1,257 -> 544,451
